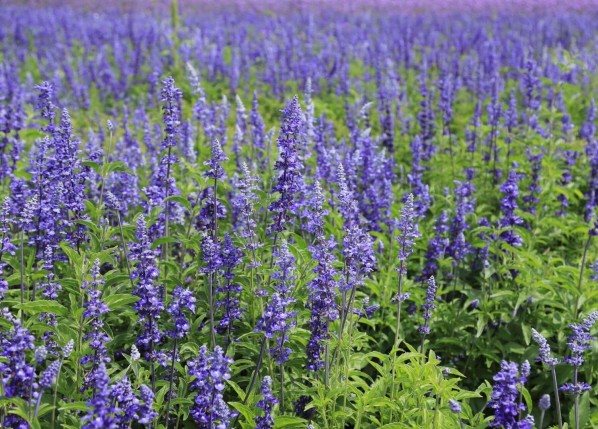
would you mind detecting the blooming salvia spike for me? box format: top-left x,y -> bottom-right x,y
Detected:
392,191 -> 419,342
489,361 -> 534,429
560,311 -> 598,397
531,328 -> 562,428
35,81 -> 56,132
63,339 -> 74,358
336,161 -> 376,335
35,345 -> 48,363
40,360 -> 60,389
105,191 -> 122,212
539,393 -> 551,429
204,139 -> 228,181
138,385 -> 158,425
269,95 -> 303,235
129,215 -> 164,358
449,399 -> 461,414
337,163 -> 359,228
422,211 -> 449,280
34,360 -> 62,416
539,394 -> 551,411
81,259 -> 111,388
531,328 -> 559,367
82,362 -> 115,428
418,276 -> 438,342
256,239 -> 297,365
306,233 -> 338,371
301,180 -> 328,236
168,286 -> 196,339
447,172 -> 476,266
250,92 -> 266,159
231,162 -> 262,267
131,345 -> 141,361
0,310 -> 36,400
188,345 -> 236,426
111,376 -> 140,427
144,77 -> 183,238
215,234 -> 243,336
255,376 -> 278,429
396,193 -> 420,274
498,169 -> 524,247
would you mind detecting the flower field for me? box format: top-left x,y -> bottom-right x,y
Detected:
0,1 -> 597,428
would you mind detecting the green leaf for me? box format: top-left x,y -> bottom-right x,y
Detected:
273,416 -> 308,428
14,300 -> 68,317
151,237 -> 179,249
60,242 -> 83,266
81,161 -> 101,173
165,195 -> 192,211
230,402 -> 255,424
59,401 -> 89,412
104,294 -> 138,310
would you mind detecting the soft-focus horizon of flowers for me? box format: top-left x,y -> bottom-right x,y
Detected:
11,0 -> 598,13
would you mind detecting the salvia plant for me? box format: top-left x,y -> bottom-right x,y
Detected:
0,1 -> 597,428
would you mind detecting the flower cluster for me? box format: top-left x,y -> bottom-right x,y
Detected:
188,345 -> 236,427
81,259 -> 111,387
215,234 -> 244,336
531,328 -> 558,367
256,240 -> 297,364
396,193 -> 420,274
255,376 -> 278,429
306,234 -> 338,370
269,96 -> 304,234
129,215 -> 164,357
498,169 -> 524,247
418,276 -> 438,335
167,286 -> 196,339
489,361 -> 534,429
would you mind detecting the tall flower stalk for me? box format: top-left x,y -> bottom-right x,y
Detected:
418,276 -> 438,353
393,193 -> 420,345
255,240 -> 297,408
561,311 -> 598,429
164,286 -> 196,427
305,182 -> 338,385
268,95 -> 303,239
336,164 -> 376,343
160,77 -> 182,251
202,139 -> 228,346
129,215 -> 164,390
188,345 -> 236,428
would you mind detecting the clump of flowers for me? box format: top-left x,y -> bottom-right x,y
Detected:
488,361 -> 534,428
188,345 -> 236,427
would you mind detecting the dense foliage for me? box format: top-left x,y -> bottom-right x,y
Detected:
0,2 -> 597,428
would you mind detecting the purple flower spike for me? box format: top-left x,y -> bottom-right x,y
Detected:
269,96 -> 304,235
188,345 -> 236,427
489,361 -> 533,429
255,376 -> 278,429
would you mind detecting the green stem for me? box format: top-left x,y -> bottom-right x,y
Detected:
20,231 -> 25,320
574,236 -> 591,318
551,367 -> 563,429
164,338 -> 178,428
